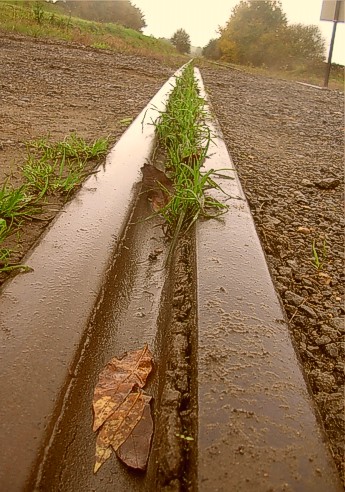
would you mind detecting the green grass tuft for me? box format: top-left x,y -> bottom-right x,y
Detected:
22,133 -> 109,196
0,132 -> 109,274
152,63 -> 229,250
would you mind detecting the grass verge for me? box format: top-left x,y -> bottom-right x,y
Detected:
0,1 -> 184,64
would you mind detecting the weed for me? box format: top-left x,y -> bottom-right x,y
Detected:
0,181 -> 39,223
0,219 -> 30,274
91,42 -> 111,50
0,184 -> 38,273
0,247 -> 30,273
23,133 -> 109,195
119,117 -> 134,127
32,1 -> 44,25
152,64 -> 228,243
311,238 -> 327,270
0,219 -> 9,244
0,132 -> 109,277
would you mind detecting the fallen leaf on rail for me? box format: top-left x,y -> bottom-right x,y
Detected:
141,163 -> 174,211
93,344 -> 153,432
94,391 -> 151,473
93,344 -> 154,474
116,395 -> 153,470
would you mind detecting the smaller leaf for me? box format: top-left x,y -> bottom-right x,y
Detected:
141,163 -> 174,211
116,397 -> 153,470
94,391 -> 151,473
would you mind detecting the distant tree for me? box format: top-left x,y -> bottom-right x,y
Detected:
56,0 -> 146,32
202,39 -> 221,60
218,0 -> 287,66
191,46 -> 203,56
217,0 -> 325,69
284,24 -> 325,64
171,28 -> 191,54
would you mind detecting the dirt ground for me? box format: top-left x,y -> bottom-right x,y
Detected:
1,32 -> 344,485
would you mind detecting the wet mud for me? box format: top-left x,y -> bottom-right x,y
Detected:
147,235 -> 197,491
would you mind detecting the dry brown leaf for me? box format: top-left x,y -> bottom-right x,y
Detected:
93,345 -> 154,474
94,391 -> 151,473
93,344 -> 153,432
116,397 -> 153,471
297,226 -> 311,234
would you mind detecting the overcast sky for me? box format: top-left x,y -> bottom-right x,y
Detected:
133,0 -> 345,64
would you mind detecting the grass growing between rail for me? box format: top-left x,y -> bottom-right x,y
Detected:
152,64 -> 229,249
0,133 -> 109,274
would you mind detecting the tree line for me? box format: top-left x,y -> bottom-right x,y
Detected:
51,0 -> 146,32
203,0 -> 325,70
48,0 -> 192,52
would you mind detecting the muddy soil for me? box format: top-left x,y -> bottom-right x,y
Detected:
0,32 -> 179,283
149,234 -> 197,491
201,66 -> 344,484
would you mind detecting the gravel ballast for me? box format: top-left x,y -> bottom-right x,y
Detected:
201,65 -> 344,484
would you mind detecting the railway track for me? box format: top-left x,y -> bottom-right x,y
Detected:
0,65 -> 342,491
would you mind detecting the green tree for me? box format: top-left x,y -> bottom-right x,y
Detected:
284,24 -> 325,64
171,28 -> 191,54
218,0 -> 325,69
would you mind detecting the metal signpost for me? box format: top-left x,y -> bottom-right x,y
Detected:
320,0 -> 345,87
